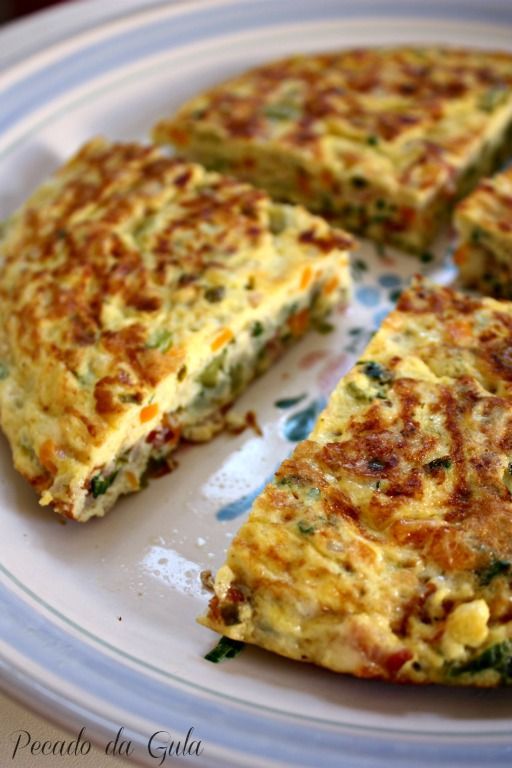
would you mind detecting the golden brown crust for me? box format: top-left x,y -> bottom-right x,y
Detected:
0,138 -> 353,519
155,46 -> 512,250
202,278 -> 512,685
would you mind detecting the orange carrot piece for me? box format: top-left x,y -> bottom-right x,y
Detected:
140,403 -> 159,423
211,328 -> 234,352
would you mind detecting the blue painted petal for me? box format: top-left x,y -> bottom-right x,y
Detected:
283,397 -> 327,442
355,285 -> 381,307
373,307 -> 390,328
216,476 -> 272,521
378,273 -> 402,288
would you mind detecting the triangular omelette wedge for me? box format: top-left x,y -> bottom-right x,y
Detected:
202,278 -> 512,686
154,47 -> 512,253
0,139 -> 352,521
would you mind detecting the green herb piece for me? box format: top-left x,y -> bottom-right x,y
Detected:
449,641 -> 512,682
419,251 -> 434,264
361,361 -> 393,385
471,226 -> 484,245
199,351 -> 226,388
204,636 -> 245,663
479,86 -> 509,112
307,487 -> 321,500
251,321 -> 264,338
177,365 -> 187,382
276,474 -> 301,487
119,393 -> 141,404
204,286 -> 225,303
264,103 -> 301,121
478,560 -> 510,586
230,363 -> 245,395
425,456 -> 452,472
274,394 -> 306,409
314,319 -> 335,335
375,199 -> 386,210
0,362 -> 9,380
298,520 -> 315,534
146,329 -> 173,353
368,458 -> 386,472
367,135 -> 379,146
90,471 -> 118,498
351,175 -> 368,189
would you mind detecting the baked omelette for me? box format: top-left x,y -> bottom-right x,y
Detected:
153,46 -> 512,253
0,138 -> 353,522
455,163 -> 512,298
202,278 -> 512,686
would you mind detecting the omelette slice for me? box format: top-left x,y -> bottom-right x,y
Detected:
154,46 -> 512,253
454,164 -> 512,297
0,138 -> 352,522
202,278 -> 512,686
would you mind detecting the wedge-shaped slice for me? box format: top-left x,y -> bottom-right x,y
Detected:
202,278 -> 512,686
0,138 -> 352,521
154,47 -> 512,253
455,165 -> 512,297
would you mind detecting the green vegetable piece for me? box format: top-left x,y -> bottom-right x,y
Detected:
351,176 -> 368,189
471,227 -> 484,245
313,319 -> 335,335
251,321 -> 264,338
146,329 -> 173,353
478,560 -> 510,586
199,351 -> 226,388
204,636 -> 245,663
449,641 -> 512,682
366,135 -> 379,146
420,251 -> 433,263
362,361 -> 393,385
230,363 -> 245,395
264,103 -> 301,121
298,520 -> 315,534
204,286 -> 225,303
307,487 -> 321,500
177,365 -> 187,382
0,362 -> 9,380
90,471 -> 118,498
368,458 -> 386,472
425,456 -> 452,472
479,86 -> 509,112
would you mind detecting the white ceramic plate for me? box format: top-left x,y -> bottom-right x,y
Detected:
1,2 -> 512,766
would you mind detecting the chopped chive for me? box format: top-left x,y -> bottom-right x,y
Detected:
251,321 -> 264,338
90,471 -> 118,498
425,456 -> 452,472
0,362 -> 9,380
204,286 -> 225,303
204,636 -> 244,663
478,559 -> 510,586
298,520 -> 315,534
146,329 -> 173,353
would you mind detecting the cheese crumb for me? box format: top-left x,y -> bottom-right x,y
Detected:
444,599 -> 490,651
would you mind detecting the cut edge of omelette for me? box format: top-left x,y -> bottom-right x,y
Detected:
454,164 -> 512,298
154,46 -> 512,253
201,277 -> 512,686
0,138 -> 353,522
